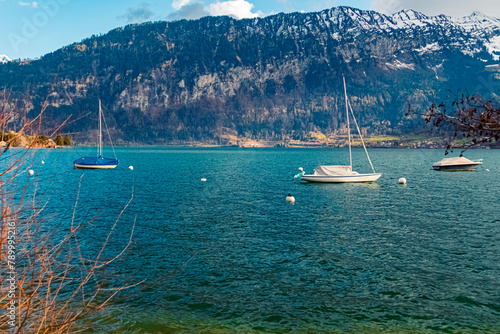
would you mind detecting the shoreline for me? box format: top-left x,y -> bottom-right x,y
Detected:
70,133 -> 499,149
68,143 -> 499,149
5,131 -> 495,150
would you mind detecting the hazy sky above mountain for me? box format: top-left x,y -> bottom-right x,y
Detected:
371,0 -> 500,17
0,0 -> 499,60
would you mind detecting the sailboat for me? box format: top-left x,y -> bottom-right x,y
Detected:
299,77 -> 382,183
73,100 -> 119,169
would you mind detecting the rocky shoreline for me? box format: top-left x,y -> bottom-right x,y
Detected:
1,131 -> 64,149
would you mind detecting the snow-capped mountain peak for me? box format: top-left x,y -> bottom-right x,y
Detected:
0,55 -> 12,64
393,9 -> 429,21
451,11 -> 500,32
313,7 -> 500,62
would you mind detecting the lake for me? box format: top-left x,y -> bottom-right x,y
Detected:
28,147 -> 500,333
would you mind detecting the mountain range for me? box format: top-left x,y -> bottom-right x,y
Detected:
0,6 -> 499,144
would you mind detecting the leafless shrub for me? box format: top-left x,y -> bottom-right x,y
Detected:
0,96 -> 137,333
409,94 -> 500,154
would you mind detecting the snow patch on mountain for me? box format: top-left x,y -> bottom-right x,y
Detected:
484,35 -> 500,61
391,9 -> 433,28
0,55 -> 12,64
385,59 -> 415,70
415,43 -> 442,55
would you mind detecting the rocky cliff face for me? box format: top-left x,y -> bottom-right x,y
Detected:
0,6 -> 499,143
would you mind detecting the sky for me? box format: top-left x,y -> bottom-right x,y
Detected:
1,0 -> 499,60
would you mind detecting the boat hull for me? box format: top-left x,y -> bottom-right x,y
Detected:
74,164 -> 118,169
73,156 -> 119,169
301,173 -> 382,183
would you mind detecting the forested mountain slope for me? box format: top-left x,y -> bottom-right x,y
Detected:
1,6 -> 499,143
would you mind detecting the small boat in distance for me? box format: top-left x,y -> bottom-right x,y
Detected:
432,156 -> 482,171
74,100 -> 119,169
299,77 -> 382,183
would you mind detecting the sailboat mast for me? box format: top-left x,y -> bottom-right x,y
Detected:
98,99 -> 102,157
348,100 -> 376,174
343,76 -> 352,168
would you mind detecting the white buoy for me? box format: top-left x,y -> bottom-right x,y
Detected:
201,178 -> 207,182
28,170 -> 34,176
128,166 -> 134,170
41,160 -> 45,164
398,178 -> 407,185
286,194 -> 295,202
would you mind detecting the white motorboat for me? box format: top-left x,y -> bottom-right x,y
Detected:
432,156 -> 482,171
299,77 -> 382,183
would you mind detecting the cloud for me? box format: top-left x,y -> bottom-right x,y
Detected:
371,0 -> 500,18
172,0 -> 192,10
207,0 -> 262,19
119,2 -> 154,24
169,0 -> 263,21
18,1 -> 38,8
168,2 -> 208,20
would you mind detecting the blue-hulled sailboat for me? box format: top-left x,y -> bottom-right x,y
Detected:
74,100 -> 119,169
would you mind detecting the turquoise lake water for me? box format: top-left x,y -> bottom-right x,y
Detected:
26,147 -> 500,333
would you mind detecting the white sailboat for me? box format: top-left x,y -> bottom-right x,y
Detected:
299,77 -> 382,183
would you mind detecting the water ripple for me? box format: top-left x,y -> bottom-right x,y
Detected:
33,147 -> 500,333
